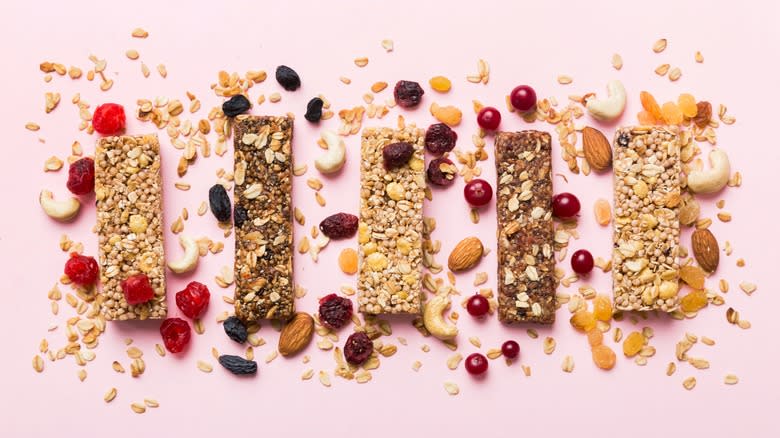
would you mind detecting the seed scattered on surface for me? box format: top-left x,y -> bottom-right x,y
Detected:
318,370 -> 331,387
668,67 -> 682,81
444,382 -> 460,395
695,51 -> 704,63
131,402 -> 146,414
653,38 -> 668,53
561,355 -> 575,373
104,387 -> 117,402
354,57 -> 369,67
724,374 -> 739,385
32,355 -> 44,373
682,376 -> 696,390
131,28 -> 148,38
611,53 -> 623,70
381,39 -> 394,52
125,49 -> 139,60
197,360 -> 213,373
557,75 -> 573,85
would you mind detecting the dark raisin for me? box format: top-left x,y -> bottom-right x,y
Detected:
319,213 -> 358,239
304,97 -> 323,122
275,65 -> 301,91
209,184 -> 232,222
318,294 -> 353,330
693,101 -> 712,128
393,80 -> 424,108
222,95 -> 251,117
424,123 -> 458,155
382,142 -> 415,169
426,157 -> 456,187
218,355 -> 257,375
233,205 -> 248,228
344,332 -> 373,365
617,133 -> 630,147
223,316 -> 248,344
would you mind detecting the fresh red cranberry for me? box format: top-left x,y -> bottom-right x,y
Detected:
92,103 -> 126,135
477,107 -> 501,130
510,85 -> 537,112
571,249 -> 594,275
64,253 -> 99,286
160,318 -> 191,353
175,281 -> 211,319
318,294 -> 353,330
66,157 -> 95,195
466,294 -> 490,317
552,192 -> 581,219
465,353 -> 488,375
121,274 -> 154,305
501,340 -> 520,359
464,178 -> 493,207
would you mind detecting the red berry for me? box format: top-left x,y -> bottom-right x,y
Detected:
501,340 -> 520,359
318,294 -> 353,330
466,294 -> 489,317
465,353 -> 488,375
464,178 -> 493,207
552,192 -> 581,219
64,253 -> 99,286
121,274 -> 154,305
510,85 -> 537,112
160,318 -> 191,353
571,249 -> 594,274
92,103 -> 126,135
344,332 -> 373,365
477,107 -> 501,131
175,281 -> 211,319
66,157 -> 95,195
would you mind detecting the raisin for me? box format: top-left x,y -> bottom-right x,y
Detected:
223,316 -> 248,344
218,355 -> 257,375
677,93 -> 698,118
222,94 -> 251,117
393,80 -> 424,108
424,123 -> 457,155
569,310 -> 596,332
587,329 -> 604,347
382,142 -> 414,169
233,205 -> 248,228
64,253 -> 99,286
344,332 -> 373,365
592,294 -> 613,322
319,213 -> 358,239
66,157 -> 95,195
209,184 -> 232,222
661,102 -> 683,125
92,103 -> 126,135
160,318 -> 191,353
680,290 -> 708,313
617,132 -> 630,147
622,331 -> 644,357
304,97 -> 323,122
426,157 -> 456,187
275,65 -> 301,91
693,101 -> 712,128
175,281 -> 211,319
592,345 -> 616,370
120,274 -> 154,305
318,294 -> 353,330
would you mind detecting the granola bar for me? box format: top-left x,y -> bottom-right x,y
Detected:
357,125 -> 425,314
95,134 -> 166,320
495,130 -> 556,324
233,115 -> 294,321
612,126 -> 681,312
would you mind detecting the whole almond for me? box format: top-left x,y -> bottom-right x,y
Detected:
691,229 -> 719,272
278,313 -> 314,357
448,237 -> 483,272
582,127 -> 612,172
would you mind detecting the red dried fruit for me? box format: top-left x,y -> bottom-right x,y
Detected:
318,294 -> 353,330
319,213 -> 358,239
120,274 -> 154,305
175,281 -> 211,319
344,331 -> 373,365
694,101 -> 712,128
393,80 -> 424,108
66,157 -> 95,195
63,253 -> 99,286
426,157 -> 456,187
382,142 -> 415,169
160,318 -> 191,353
424,123 -> 458,155
92,103 -> 126,135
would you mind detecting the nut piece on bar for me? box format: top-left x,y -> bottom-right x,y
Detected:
358,125 -> 425,314
612,126 -> 681,312
495,130 -> 556,324
233,115 -> 294,321
95,134 -> 166,320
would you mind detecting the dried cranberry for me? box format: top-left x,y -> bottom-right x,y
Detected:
64,253 -> 99,286
304,97 -> 323,122
318,294 -> 353,330
383,142 -> 414,169
223,316 -> 248,344
209,184 -> 232,222
175,281 -> 211,319
319,213 -> 358,239
424,123 -> 457,155
66,157 -> 95,195
233,205 -> 248,228
344,332 -> 373,365
222,94 -> 251,117
393,80 -> 424,108
92,103 -> 126,135
276,65 -> 301,91
121,274 -> 154,305
160,318 -> 191,353
426,157 -> 456,187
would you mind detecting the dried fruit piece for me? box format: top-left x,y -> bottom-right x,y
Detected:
208,184 -> 232,222
382,142 -> 415,169
677,93 -> 698,118
66,157 -> 95,195
680,290 -> 708,313
233,205 -> 248,228
175,281 -> 210,319
319,212 -> 359,239
693,101 -> 712,128
221,95 -> 250,117
592,294 -> 612,322
592,345 -> 616,370
661,102 -> 683,124
639,91 -> 663,121
344,332 -> 373,365
622,331 -> 644,357
338,248 -> 358,275
593,198 -> 612,226
160,318 -> 191,353
393,80 -> 424,108
680,265 -> 706,289
223,316 -> 248,343
318,294 -> 353,330
587,329 -> 604,347
64,253 -> 99,286
570,310 -> 596,332
218,354 -> 257,375
275,65 -> 301,91
92,103 -> 126,135
426,157 -> 456,187
429,76 -> 451,92
424,123 -> 457,155
304,97 -> 323,122
120,274 -> 154,305
637,110 -> 657,125
430,103 -> 462,126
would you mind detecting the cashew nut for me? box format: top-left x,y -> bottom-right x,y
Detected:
687,149 -> 730,194
585,80 -> 626,122
39,189 -> 81,222
314,130 -> 346,174
167,235 -> 199,274
423,293 -> 458,340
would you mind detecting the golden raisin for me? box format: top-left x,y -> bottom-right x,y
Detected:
429,76 -> 452,93
622,331 -> 644,357
593,295 -> 613,322
677,93 -> 698,118
661,101 -> 683,124
338,248 -> 358,275
587,329 -> 603,347
570,310 -> 596,332
680,289 -> 708,313
640,91 -> 663,120
680,265 -> 706,289
592,345 -> 616,370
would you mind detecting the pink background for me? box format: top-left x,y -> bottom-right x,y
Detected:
1,0 -> 779,436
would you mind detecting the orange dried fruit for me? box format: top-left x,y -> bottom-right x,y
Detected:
430,103 -> 462,126
622,331 -> 644,357
570,310 -> 596,332
593,294 -> 613,322
679,265 -> 706,289
661,102 -> 683,124
587,329 -> 603,347
592,345 -> 616,370
429,76 -> 451,93
338,248 -> 358,275
637,110 -> 657,125
680,289 -> 708,313
640,91 -> 663,120
677,93 -> 698,118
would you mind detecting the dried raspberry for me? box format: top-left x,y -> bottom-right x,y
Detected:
424,123 -> 457,155
319,213 -> 358,239
426,157 -> 456,187
318,294 -> 353,330
121,274 -> 154,305
160,318 -> 191,353
92,103 -> 126,135
175,281 -> 211,319
63,253 -> 99,286
393,80 -> 424,108
344,332 -> 373,365
382,142 -> 414,169
66,157 -> 95,195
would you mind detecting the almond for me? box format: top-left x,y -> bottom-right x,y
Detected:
278,313 -> 314,357
582,126 -> 612,172
691,229 -> 719,272
447,237 -> 483,272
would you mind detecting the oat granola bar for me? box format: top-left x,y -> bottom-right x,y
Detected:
612,126 -> 681,312
495,130 -> 556,324
357,125 -> 425,314
233,115 -> 294,321
95,134 -> 166,320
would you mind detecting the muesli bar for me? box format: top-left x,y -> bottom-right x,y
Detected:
95,134 -> 166,320
233,115 -> 294,321
357,125 -> 425,314
495,130 -> 556,324
612,126 -> 681,312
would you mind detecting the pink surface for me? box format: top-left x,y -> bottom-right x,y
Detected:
1,0 -> 779,436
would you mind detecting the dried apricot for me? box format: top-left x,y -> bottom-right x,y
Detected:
637,110 -> 657,125
338,248 -> 358,275
680,265 -> 705,289
569,310 -> 596,332
677,93 -> 698,118
661,102 -> 683,124
429,76 -> 452,93
640,91 -> 663,120
592,345 -> 616,370
587,329 -> 603,347
680,289 -> 708,313
430,103 -> 462,126
593,294 -> 613,322
622,331 -> 644,357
